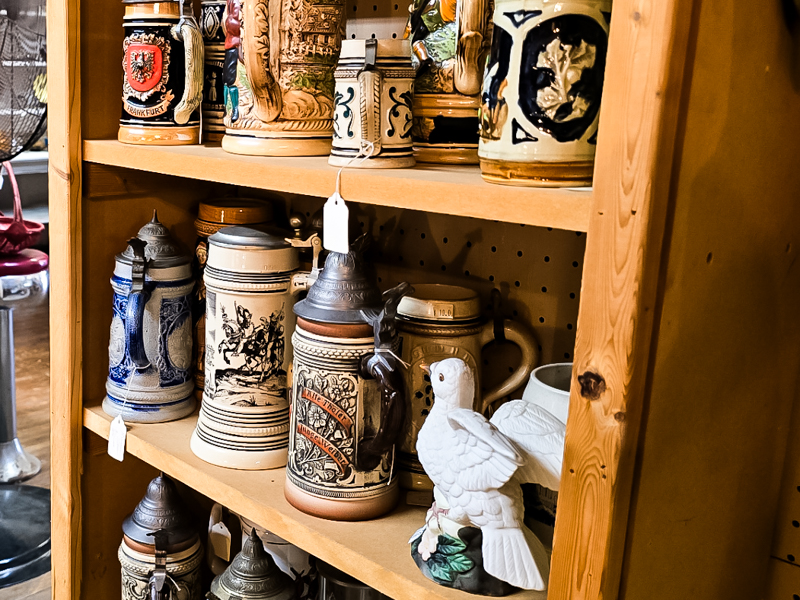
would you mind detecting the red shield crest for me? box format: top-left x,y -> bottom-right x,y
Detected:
125,43 -> 163,93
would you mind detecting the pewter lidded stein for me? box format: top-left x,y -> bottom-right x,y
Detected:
207,529 -> 298,600
104,212 -> 195,424
191,226 -> 321,470
118,474 -> 202,600
286,235 -> 411,520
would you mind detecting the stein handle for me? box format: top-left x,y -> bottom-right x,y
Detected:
125,238 -> 151,369
172,3 -> 205,125
242,0 -> 282,122
454,0 -> 488,95
477,319 -> 539,414
358,39 -> 383,154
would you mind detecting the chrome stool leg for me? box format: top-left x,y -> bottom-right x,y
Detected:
0,306 -> 41,484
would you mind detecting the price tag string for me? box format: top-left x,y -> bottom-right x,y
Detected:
324,142 -> 375,254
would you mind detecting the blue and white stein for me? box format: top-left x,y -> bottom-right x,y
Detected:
103,212 -> 196,423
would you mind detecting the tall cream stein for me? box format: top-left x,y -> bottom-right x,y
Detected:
220,0 -> 346,156
396,284 -> 539,490
329,39 -> 416,168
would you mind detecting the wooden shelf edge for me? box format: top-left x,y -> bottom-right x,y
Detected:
82,406 -> 546,600
82,139 -> 592,232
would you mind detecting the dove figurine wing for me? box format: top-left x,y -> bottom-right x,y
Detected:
445,409 -> 523,492
491,400 -> 566,491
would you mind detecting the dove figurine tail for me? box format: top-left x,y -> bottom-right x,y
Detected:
481,525 -> 550,590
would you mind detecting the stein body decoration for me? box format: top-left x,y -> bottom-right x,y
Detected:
478,0 -> 611,186
286,236 -> 411,521
329,39 -> 416,168
191,226 -> 322,470
410,358 -> 566,594
120,0 -> 205,145
220,0 -> 346,156
396,284 -> 538,491
119,474 -> 202,600
201,0 -> 227,141
103,212 -> 195,424
405,0 -> 492,163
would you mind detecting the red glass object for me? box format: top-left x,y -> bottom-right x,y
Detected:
0,162 -> 45,255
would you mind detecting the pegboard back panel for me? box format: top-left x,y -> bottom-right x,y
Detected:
344,0 -> 409,40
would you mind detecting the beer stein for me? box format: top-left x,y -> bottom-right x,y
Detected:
395,284 -> 538,490
192,198 -> 276,399
329,39 -> 416,168
200,0 -> 227,141
119,0 -> 204,145
208,529 -> 298,600
404,0 -> 492,164
287,237 -> 411,520
478,0 -> 611,186
190,226 -> 322,470
220,0 -> 346,156
103,212 -> 195,424
118,474 -> 202,600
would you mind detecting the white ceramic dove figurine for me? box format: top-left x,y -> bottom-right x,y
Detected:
416,357 -> 566,591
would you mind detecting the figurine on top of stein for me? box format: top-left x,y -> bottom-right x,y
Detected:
119,0 -> 205,145
404,0 -> 492,163
220,0 -> 346,156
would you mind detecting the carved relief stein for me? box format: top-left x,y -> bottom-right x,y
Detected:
404,0 -> 492,163
103,212 -> 195,424
200,0 -> 227,141
118,474 -> 202,600
395,284 -> 538,490
191,226 -> 321,470
192,198 -> 276,400
478,0 -> 611,185
120,0 -> 205,145
329,39 -> 416,168
286,238 -> 411,520
220,0 -> 346,156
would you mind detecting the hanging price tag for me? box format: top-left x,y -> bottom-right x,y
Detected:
209,521 -> 232,561
108,415 -> 127,462
323,192 -> 350,254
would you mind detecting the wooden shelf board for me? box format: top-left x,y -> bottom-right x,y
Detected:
82,140 -> 592,232
83,405 -> 547,600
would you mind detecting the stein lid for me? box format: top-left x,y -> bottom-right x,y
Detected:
196,198 -> 275,230
293,236 -> 383,324
117,211 -> 191,269
397,284 -> 481,323
122,473 -> 196,550
208,225 -> 292,250
209,529 -> 296,600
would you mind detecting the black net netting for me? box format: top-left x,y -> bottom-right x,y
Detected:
0,1 -> 46,162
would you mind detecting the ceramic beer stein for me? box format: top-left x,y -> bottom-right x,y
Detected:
119,0 -> 204,145
395,284 -> 538,490
220,0 -> 346,156
404,0 -> 492,164
103,212 -> 195,424
191,226 -> 322,470
192,198 -> 277,400
208,530 -> 298,600
200,0 -> 227,141
329,39 -> 416,168
478,0 -> 611,186
286,237 -> 411,520
118,474 -> 203,600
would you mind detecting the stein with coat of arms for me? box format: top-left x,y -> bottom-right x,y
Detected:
120,0 -> 205,145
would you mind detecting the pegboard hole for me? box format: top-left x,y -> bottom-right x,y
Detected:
517,250 -> 523,257
564,352 -> 571,359
489,275 -> 495,282
467,241 -> 473,248
441,265 -> 446,271
793,520 -> 799,528
464,270 -> 470,276
790,554 -> 796,562
394,3 -> 398,8
377,277 -> 382,283
544,256 -> 550,262
392,33 -> 397,38
421,232 -> 426,239
443,237 -> 449,243
352,4 -> 357,9
419,260 -> 425,266
491,246 -> 497,252
547,227 -> 553,232
570,292 -> 576,299
793,594 -> 799,600
351,33 -> 356,38
373,4 -> 377,10
513,310 -> 519,317
567,323 -> 573,330
576,231 -> 583,236
706,252 -> 713,264
515,281 -> 520,287
542,287 -> 548,293
400,228 -> 405,235
371,33 -> 376,38
539,317 -> 545,323
572,261 -> 579,267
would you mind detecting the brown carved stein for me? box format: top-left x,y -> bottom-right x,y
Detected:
286,237 -> 411,520
120,0 -> 205,145
220,0 -> 346,156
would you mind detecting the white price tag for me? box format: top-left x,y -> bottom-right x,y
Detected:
323,192 -> 350,254
209,521 -> 232,561
108,415 -> 127,462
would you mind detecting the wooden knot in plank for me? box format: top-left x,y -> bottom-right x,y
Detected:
578,371 -> 606,400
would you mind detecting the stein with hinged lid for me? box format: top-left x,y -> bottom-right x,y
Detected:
118,474 -> 202,600
120,0 -> 204,145
286,235 -> 411,521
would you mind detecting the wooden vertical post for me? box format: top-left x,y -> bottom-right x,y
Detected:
547,0 -> 695,599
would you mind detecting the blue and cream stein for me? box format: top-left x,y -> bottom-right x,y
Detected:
103,212 -> 196,423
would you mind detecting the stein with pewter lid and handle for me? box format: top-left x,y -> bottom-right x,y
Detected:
287,235 -> 411,520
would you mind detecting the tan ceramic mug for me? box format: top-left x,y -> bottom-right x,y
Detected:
396,284 -> 538,490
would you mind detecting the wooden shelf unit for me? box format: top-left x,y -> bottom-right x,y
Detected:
48,1 -> 800,600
